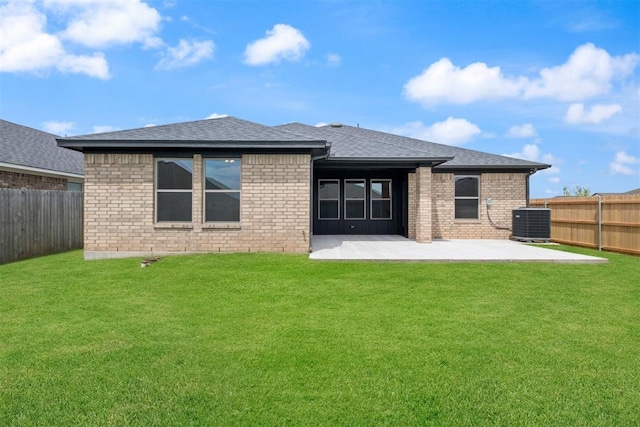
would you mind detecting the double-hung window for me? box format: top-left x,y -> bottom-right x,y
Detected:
455,175 -> 479,219
371,179 -> 392,219
318,179 -> 339,220
156,158 -> 193,222
204,159 -> 241,222
345,179 -> 366,219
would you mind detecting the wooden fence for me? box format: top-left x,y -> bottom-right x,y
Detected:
530,195 -> 640,256
0,189 -> 83,264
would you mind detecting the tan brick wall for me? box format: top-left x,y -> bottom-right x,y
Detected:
415,167 -> 432,243
0,170 -> 67,190
83,153 -> 311,258
407,172 -> 416,239
432,172 -> 527,239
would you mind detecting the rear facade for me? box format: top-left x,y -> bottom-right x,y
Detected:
58,117 -> 548,260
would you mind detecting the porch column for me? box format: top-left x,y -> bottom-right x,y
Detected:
415,166 -> 432,243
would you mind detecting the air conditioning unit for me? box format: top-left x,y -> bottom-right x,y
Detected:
512,208 -> 551,242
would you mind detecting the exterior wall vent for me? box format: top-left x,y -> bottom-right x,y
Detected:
512,208 -> 551,242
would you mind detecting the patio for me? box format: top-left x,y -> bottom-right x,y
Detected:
310,235 -> 608,263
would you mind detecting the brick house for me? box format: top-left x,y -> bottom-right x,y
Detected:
57,116 -> 549,260
1,120 -> 84,190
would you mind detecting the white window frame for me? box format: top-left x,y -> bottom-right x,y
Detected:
454,175 -> 480,220
203,158 -> 241,223
344,179 -> 366,220
318,179 -> 340,220
370,179 -> 392,220
155,158 -> 193,223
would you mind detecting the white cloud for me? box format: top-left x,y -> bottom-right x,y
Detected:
403,58 -> 522,105
609,151 -> 639,176
42,120 -> 75,134
47,0 -> 163,49
155,39 -> 214,70
92,125 -> 118,133
504,143 -> 540,162
565,103 -> 623,124
548,177 -> 561,184
206,113 -> 228,119
0,1 -> 109,79
327,53 -> 341,66
504,145 -> 561,175
244,24 -> 310,66
524,43 -> 638,101
404,43 -> 639,106
392,117 -> 481,146
315,122 -> 328,127
506,123 -> 536,138
541,165 -> 561,175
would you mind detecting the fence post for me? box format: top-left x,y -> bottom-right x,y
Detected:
597,195 -> 602,251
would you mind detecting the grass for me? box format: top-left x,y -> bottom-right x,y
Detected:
1,246 -> 639,426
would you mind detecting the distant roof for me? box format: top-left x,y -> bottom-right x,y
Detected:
277,122 -> 549,170
58,116 -> 327,152
0,119 -> 84,176
595,188 -> 640,196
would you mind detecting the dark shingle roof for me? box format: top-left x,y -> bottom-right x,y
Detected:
56,116 -> 549,170
311,124 -> 549,170
59,116 -> 325,151
625,188 -> 640,195
0,119 -> 84,175
275,122 -> 452,161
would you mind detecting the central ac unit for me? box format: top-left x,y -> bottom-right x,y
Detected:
512,208 -> 551,242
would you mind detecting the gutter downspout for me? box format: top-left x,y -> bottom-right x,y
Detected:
526,169 -> 535,207
309,149 -> 330,252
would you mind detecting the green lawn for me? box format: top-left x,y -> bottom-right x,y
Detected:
1,247 -> 638,426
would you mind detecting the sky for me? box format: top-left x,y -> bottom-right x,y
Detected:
0,0 -> 638,198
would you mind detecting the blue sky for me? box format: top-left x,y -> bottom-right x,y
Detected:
1,0 -> 638,197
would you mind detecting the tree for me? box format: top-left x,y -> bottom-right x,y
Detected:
563,185 -> 591,197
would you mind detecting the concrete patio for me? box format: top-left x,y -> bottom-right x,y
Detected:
310,235 -> 608,263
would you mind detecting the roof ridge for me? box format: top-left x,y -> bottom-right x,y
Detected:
331,124 -> 550,167
318,124 -> 453,158
68,115 -> 242,138
0,119 -> 59,137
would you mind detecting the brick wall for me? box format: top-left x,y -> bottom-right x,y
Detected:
83,153 -> 310,259
415,167 -> 432,243
0,170 -> 67,190
407,173 -> 416,239
431,172 -> 527,239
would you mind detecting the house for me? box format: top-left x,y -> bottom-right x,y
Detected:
594,188 -> 640,196
0,119 -> 84,190
57,116 -> 549,259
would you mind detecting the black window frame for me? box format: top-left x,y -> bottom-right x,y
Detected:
344,179 -> 366,220
454,175 -> 480,219
204,158 -> 241,223
318,179 -> 340,220
155,158 -> 194,223
370,179 -> 392,220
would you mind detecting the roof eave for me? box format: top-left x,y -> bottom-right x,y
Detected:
435,163 -> 551,171
57,139 -> 329,152
326,156 -> 453,163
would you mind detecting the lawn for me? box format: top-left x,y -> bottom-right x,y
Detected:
1,246 -> 638,426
